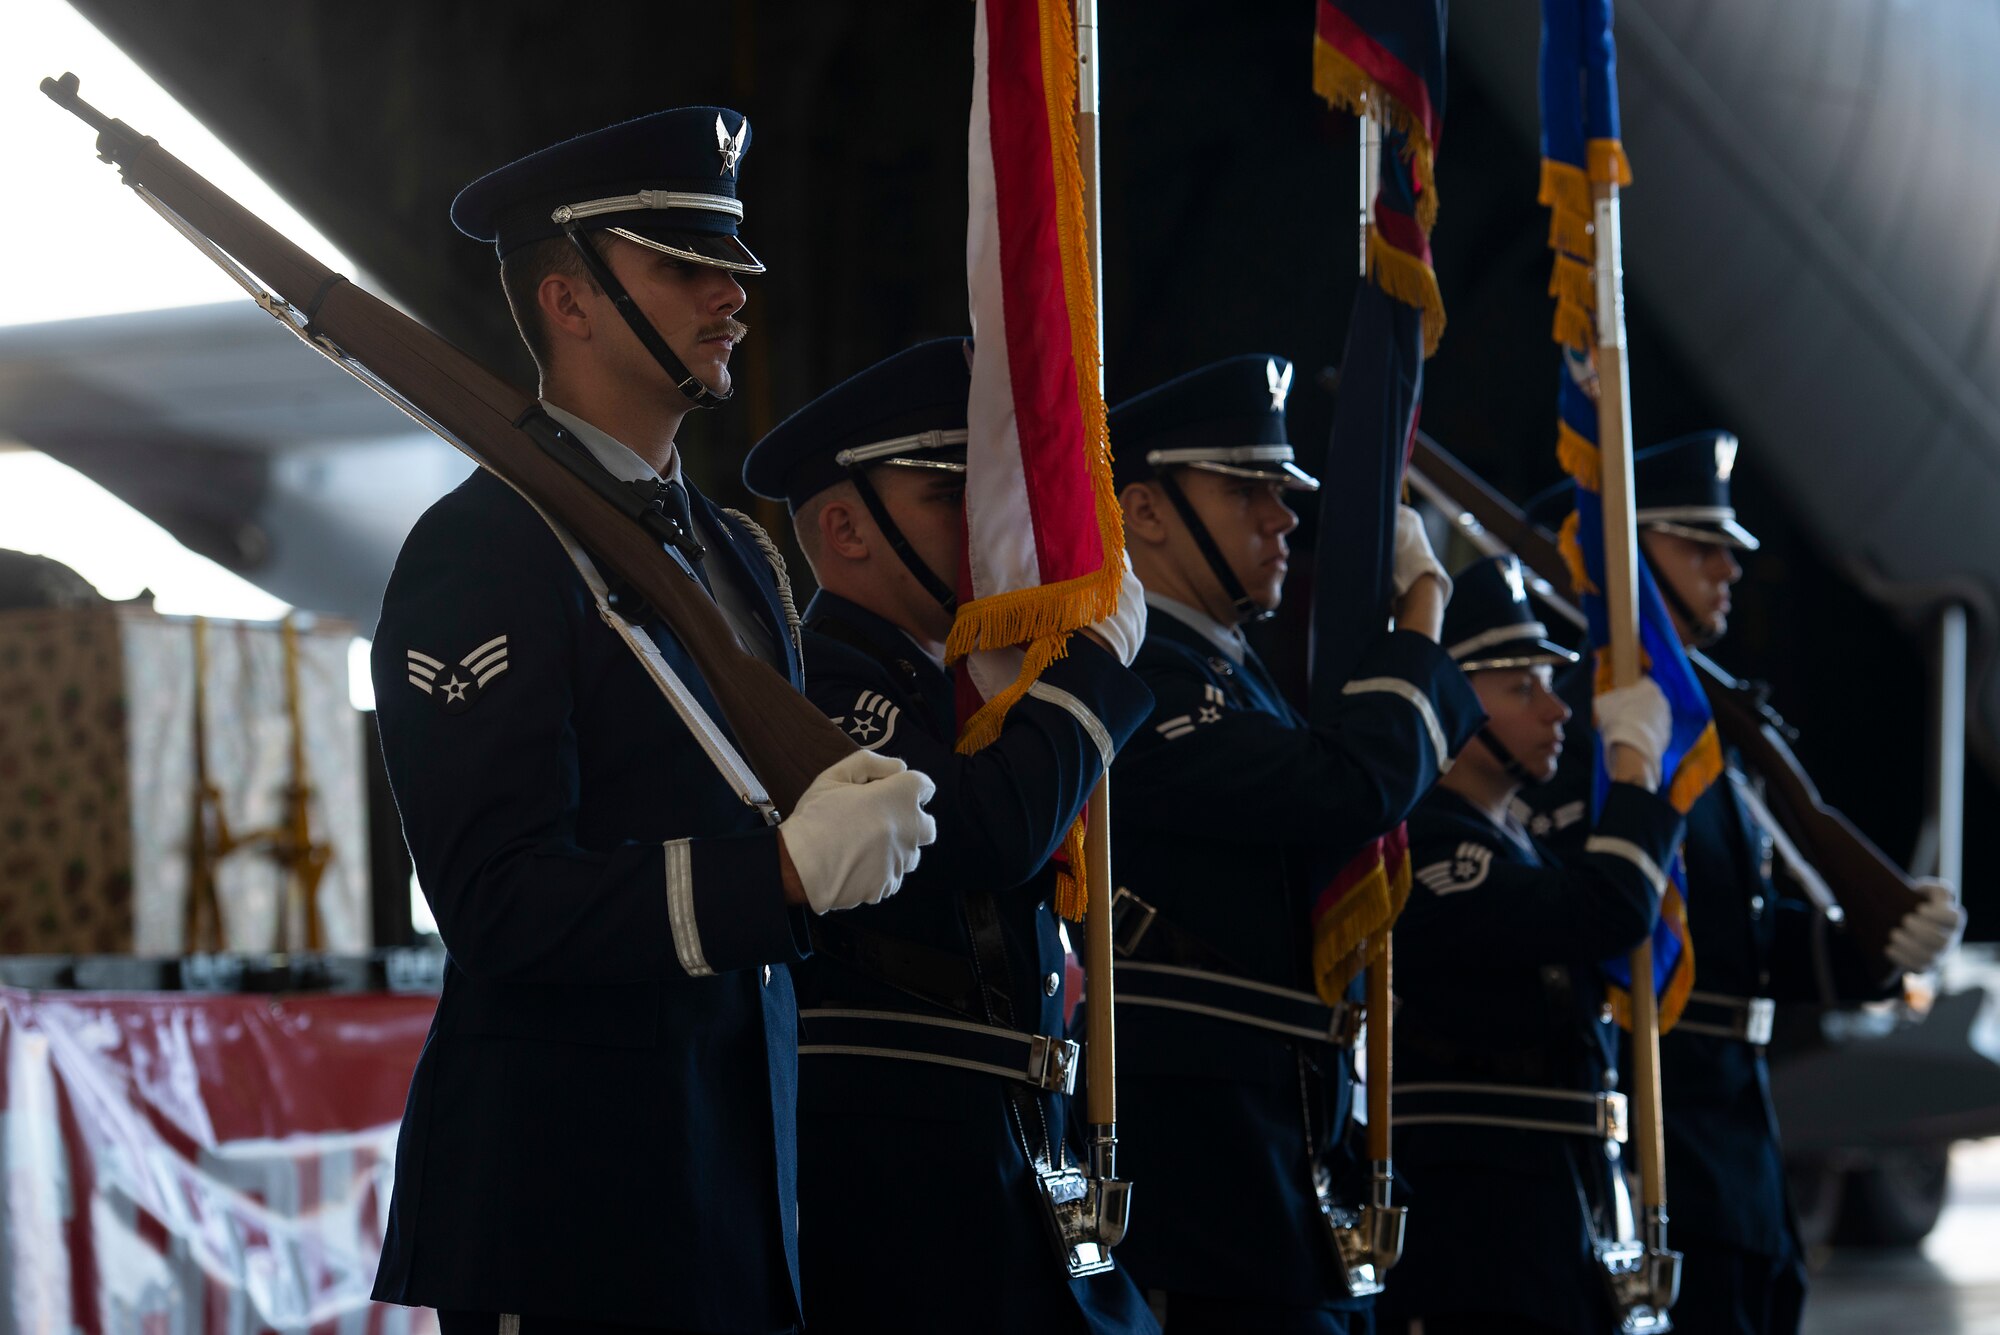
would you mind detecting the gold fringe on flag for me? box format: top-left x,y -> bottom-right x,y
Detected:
1314,39 -> 1440,237
1552,299 -> 1594,353
1587,138 -> 1633,187
1365,225 -> 1447,356
1310,851 -> 1410,1001
1558,419 -> 1601,491
1538,158 -> 1590,225
1546,206 -> 1595,262
1668,721 -> 1726,815
1547,253 -> 1596,313
1607,904 -> 1693,1034
1557,510 -> 1599,596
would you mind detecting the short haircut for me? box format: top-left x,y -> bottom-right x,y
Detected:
498,234 -> 602,374
790,478 -> 859,573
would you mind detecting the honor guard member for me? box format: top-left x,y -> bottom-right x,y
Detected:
743,339 -> 1161,1335
1379,555 -> 1683,1335
370,111 -> 937,1333
1524,431 -> 1966,1335
1102,355 -> 1485,1333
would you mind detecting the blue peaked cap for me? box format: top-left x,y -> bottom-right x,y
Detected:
744,339 -> 973,510
450,107 -> 762,272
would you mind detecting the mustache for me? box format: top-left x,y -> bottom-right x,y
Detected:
699,317 -> 750,344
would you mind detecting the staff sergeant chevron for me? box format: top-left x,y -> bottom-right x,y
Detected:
407,634 -> 511,714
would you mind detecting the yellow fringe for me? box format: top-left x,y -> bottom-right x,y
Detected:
1587,138 -> 1633,187
1309,847 -> 1413,1003
1552,299 -> 1594,353
1538,159 -> 1590,221
1558,420 -> 1601,491
1668,720 -> 1725,815
1607,893 -> 1694,1034
1054,816 -> 1088,921
1548,253 -> 1595,312
1314,40 -> 1440,238
1557,510 -> 1598,596
1365,226 -> 1447,357
1546,205 -> 1595,262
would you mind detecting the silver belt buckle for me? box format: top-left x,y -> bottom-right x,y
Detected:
1599,1091 -> 1630,1144
1029,1034 -> 1080,1094
1742,996 -> 1776,1046
1110,886 -> 1157,956
1328,1000 -> 1365,1048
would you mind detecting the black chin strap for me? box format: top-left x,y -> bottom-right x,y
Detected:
1155,469 -> 1270,624
1641,543 -> 1724,648
1476,727 -> 1545,787
563,226 -> 732,410
849,468 -> 958,614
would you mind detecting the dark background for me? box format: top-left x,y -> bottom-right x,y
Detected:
69,0 -> 1993,928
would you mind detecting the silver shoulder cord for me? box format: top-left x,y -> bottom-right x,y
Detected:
127,185 -> 778,822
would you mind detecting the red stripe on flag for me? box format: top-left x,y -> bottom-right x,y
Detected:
1373,203 -> 1433,267
983,0 -> 1103,586
1315,3 -> 1440,149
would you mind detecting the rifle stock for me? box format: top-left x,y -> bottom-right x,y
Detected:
44,73 -> 853,814
1409,433 -> 1920,974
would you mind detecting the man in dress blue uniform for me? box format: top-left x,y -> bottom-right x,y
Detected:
743,338 -> 1161,1334
1524,431 -> 1965,1335
1380,554 -> 1682,1335
369,110 -> 938,1333
1101,355 -> 1485,1333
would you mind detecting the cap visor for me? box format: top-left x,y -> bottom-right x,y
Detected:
1644,518 -> 1760,551
609,225 -> 765,274
1185,459 -> 1321,492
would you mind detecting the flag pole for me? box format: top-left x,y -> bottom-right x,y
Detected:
1074,0 -> 1128,1248
1593,172 -> 1676,1315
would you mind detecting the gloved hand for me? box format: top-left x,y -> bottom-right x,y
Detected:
1085,555 -> 1148,666
1393,504 -> 1453,601
780,750 -> 938,914
1596,678 -> 1672,792
1885,877 -> 1966,973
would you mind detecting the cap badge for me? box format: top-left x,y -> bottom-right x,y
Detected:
1502,558 -> 1528,605
1266,358 -> 1294,412
715,114 -> 748,177
1715,434 -> 1738,481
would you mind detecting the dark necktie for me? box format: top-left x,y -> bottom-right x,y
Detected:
653,478 -> 713,594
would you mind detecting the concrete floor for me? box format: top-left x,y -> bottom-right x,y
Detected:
1803,1139 -> 2000,1335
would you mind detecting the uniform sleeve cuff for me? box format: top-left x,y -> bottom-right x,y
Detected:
1031,638 -> 1157,755
664,830 -> 809,977
1340,631 -> 1486,771
1596,782 -> 1687,878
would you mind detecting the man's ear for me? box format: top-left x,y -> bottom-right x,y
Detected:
538,269 -> 594,347
819,494 -> 871,562
1120,481 -> 1171,547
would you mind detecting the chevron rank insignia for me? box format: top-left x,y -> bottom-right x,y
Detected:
1415,842 -> 1494,896
407,635 -> 510,714
1156,684 -> 1228,741
837,689 -> 900,751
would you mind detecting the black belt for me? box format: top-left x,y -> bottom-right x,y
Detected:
798,1007 -> 1079,1093
1675,990 -> 1775,1046
1394,1082 -> 1630,1142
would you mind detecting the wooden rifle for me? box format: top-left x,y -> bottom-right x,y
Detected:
1407,432 -> 1920,973
44,73 -> 853,813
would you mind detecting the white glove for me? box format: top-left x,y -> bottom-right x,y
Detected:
1595,678 -> 1672,792
780,750 -> 938,914
1885,877 -> 1966,974
1393,504 -> 1452,600
1086,555 -> 1148,666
